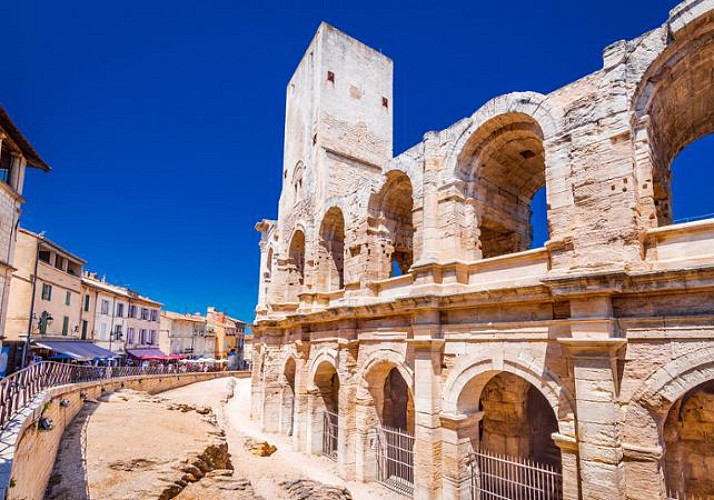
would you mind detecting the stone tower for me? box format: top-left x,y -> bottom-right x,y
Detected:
278,22 -> 393,222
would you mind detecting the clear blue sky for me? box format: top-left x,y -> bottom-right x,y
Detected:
1,0 -> 709,323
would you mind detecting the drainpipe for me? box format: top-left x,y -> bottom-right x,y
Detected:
21,235 -> 41,368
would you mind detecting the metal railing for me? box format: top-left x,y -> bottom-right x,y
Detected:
0,361 -> 221,430
667,490 -> 709,500
469,449 -> 563,500
321,409 -> 338,461
376,425 -> 414,496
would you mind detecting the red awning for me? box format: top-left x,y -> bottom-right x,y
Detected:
126,348 -> 185,360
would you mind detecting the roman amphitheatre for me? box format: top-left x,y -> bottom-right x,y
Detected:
251,0 -> 714,498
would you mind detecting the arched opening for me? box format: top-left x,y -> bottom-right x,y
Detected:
383,367 -> 410,432
358,360 -> 415,493
663,379 -> 714,496
457,112 -> 548,258
286,230 -> 305,302
369,171 -> 415,280
317,208 -> 345,292
476,372 -> 560,465
311,360 -> 340,459
281,357 -> 296,435
637,25 -> 714,226
455,370 -> 562,498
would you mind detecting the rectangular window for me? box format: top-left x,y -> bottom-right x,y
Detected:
127,327 -> 135,344
129,305 -> 137,319
150,309 -> 159,322
140,308 -> 149,320
148,329 -> 156,344
83,294 -> 90,312
81,320 -> 88,340
139,329 -> 146,345
62,316 -> 69,336
54,255 -> 64,271
101,300 -> 109,315
114,324 -> 123,339
38,250 -> 51,263
65,291 -> 71,306
116,303 -> 124,318
41,283 -> 52,301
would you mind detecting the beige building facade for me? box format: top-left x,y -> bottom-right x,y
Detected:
159,310 -> 213,358
81,273 -> 162,357
252,3 -> 714,499
0,108 -> 49,348
207,306 -> 237,360
4,229 -> 85,342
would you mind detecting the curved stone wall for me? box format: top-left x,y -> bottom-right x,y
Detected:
0,371 -> 247,500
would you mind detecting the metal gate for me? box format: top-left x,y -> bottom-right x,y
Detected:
469,449 -> 563,500
376,425 -> 415,496
322,410 -> 338,460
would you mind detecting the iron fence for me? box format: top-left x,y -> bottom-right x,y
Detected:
0,361 -> 221,430
321,409 -> 338,461
469,449 -> 562,500
376,425 -> 414,496
667,491 -> 709,500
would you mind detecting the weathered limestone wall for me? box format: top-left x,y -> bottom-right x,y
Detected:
0,371 -> 246,500
253,1 -> 714,499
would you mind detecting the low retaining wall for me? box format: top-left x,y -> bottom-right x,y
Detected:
0,370 -> 248,500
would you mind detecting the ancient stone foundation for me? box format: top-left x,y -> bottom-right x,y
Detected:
253,1 -> 714,498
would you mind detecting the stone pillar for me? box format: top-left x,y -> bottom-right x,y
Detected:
261,354 -> 284,433
292,342 -> 310,451
305,385 -> 323,454
410,309 -> 444,500
249,341 -> 263,421
337,338 -> 358,479
440,412 -> 482,500
553,432 -> 581,500
355,398 -> 378,482
416,131 -> 442,266
621,443 -> 666,500
560,333 -> 626,500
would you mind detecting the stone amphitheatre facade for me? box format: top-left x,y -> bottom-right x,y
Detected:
252,2 -> 714,498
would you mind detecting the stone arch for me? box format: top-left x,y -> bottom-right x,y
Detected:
367,170 -> 416,279
441,93 -> 563,260
623,347 -> 714,499
443,92 -> 562,183
442,354 -> 575,429
632,5 -> 714,227
308,348 -> 340,385
357,349 -> 415,432
292,160 -> 306,203
280,354 -> 298,435
316,207 -> 346,292
286,228 -> 306,302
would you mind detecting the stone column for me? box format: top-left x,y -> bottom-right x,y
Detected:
260,344 -> 284,433
337,338 -> 358,479
410,308 -> 444,500
440,412 -> 482,500
560,333 -> 627,500
416,131 -> 442,266
305,385 -> 323,454
292,342 -> 310,451
553,432 -> 581,500
621,443 -> 666,500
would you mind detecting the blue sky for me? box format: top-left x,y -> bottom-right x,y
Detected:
1,0 -> 708,322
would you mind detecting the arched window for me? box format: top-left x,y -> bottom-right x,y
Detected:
636,22 -> 714,226
317,207 -> 345,291
664,379 -> 714,496
457,112 -> 548,258
292,161 -> 305,204
370,171 -> 414,280
287,229 -> 305,302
